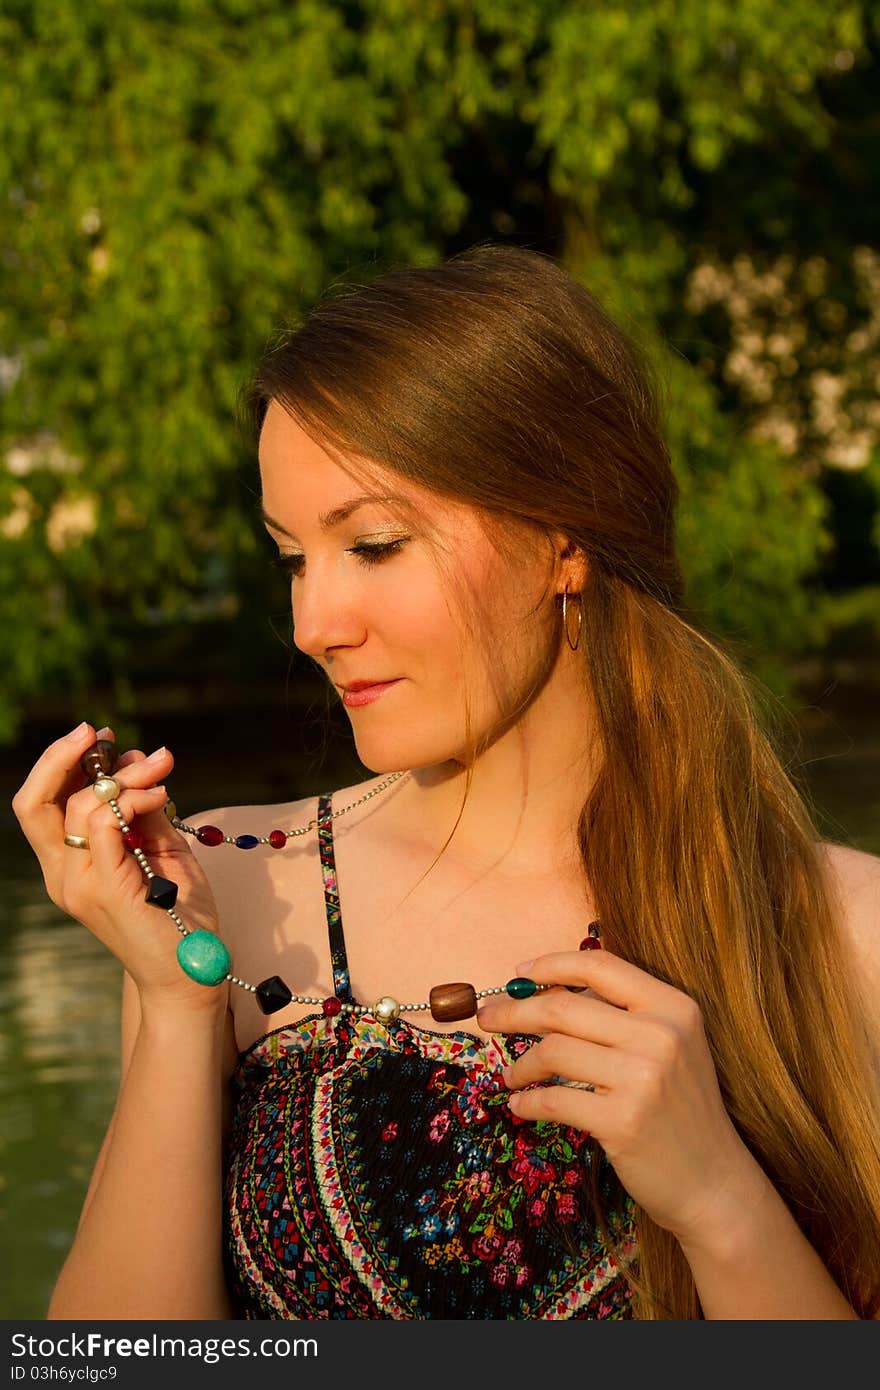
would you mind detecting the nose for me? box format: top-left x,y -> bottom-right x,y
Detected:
290,568 -> 367,662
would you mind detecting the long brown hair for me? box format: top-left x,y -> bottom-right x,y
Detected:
241,242 -> 880,1318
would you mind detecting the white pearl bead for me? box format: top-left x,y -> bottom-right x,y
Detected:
92,777 -> 120,803
373,995 -> 400,1023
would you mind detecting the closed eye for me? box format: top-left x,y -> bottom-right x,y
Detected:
271,538 -> 410,578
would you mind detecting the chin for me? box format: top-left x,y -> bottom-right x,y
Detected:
352,729 -> 459,776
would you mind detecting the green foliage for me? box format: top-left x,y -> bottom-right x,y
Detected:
0,0 -> 875,740
666,352 -> 834,696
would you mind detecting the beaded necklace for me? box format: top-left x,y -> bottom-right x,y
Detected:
82,741 -> 601,1023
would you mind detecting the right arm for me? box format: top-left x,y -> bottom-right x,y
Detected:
47,972 -> 239,1320
11,724 -> 240,1320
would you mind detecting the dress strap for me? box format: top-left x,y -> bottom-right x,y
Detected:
316,793 -> 355,1004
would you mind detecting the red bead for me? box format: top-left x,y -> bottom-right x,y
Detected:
579,936 -> 601,950
196,825 -> 224,847
322,996 -> 342,1017
122,829 -> 144,851
268,830 -> 287,849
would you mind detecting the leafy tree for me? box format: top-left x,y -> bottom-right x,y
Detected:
1,0 -> 876,742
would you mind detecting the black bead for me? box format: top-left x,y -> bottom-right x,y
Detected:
144,876 -> 178,910
256,975 -> 293,1015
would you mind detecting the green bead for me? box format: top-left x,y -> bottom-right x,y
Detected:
505,976 -> 538,999
176,930 -> 231,986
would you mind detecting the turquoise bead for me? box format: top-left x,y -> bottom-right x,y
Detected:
505,976 -> 538,999
177,930 -> 231,986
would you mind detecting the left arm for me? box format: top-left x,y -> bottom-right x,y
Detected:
677,841 -> 880,1318
673,1144 -> 858,1319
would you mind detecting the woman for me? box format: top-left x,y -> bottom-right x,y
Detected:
13,244 -> 880,1319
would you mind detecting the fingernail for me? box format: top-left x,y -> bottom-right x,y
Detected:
516,959 -> 534,973
95,726 -> 114,740
65,721 -> 89,741
145,747 -> 167,763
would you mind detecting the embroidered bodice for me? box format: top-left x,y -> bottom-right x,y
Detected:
223,793 -> 636,1318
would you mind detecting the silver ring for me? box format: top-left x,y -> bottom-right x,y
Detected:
552,1075 -> 595,1091
63,833 -> 90,850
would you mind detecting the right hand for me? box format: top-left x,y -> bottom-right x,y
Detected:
11,720 -> 229,1013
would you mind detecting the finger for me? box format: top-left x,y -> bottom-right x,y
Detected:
507,1083 -> 598,1130
116,749 -> 146,769
63,747 -> 175,830
502,1033 -> 619,1095
12,723 -> 126,852
86,785 -> 172,879
94,749 -> 186,861
92,730 -> 146,773
512,948 -> 685,1014
102,777 -> 188,857
477,987 -> 633,1047
61,785 -> 170,910
12,723 -> 102,889
115,747 -> 172,785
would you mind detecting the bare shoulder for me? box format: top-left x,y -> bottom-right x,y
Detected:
817,840 -> 880,1048
176,781 -> 393,1055
180,776 -> 394,905
180,793 -> 321,928
180,779 -> 381,851
817,840 -> 880,946
183,794 -> 320,838
182,793 -> 322,869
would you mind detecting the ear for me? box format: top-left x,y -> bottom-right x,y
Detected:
551,533 -> 589,595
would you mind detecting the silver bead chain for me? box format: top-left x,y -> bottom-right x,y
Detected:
172,767 -> 410,844
112,766 -> 552,1019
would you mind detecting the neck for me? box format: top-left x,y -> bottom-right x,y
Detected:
393,664 -> 601,882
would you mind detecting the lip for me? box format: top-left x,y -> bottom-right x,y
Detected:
340,678 -> 403,708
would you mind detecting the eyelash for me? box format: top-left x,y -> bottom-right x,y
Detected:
271,538 -> 409,578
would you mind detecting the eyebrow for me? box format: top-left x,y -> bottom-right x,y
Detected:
259,494 -> 408,537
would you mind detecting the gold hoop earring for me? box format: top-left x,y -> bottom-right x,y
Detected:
562,582 -> 582,651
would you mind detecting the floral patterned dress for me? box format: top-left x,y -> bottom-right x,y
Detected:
223,794 -> 637,1319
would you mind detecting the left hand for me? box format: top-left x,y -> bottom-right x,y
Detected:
476,947 -> 758,1247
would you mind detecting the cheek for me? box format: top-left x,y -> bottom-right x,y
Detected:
379,569 -> 460,653
468,579 -> 558,718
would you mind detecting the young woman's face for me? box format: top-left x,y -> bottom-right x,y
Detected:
258,400 -> 565,773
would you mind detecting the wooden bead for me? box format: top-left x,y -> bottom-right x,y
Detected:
429,982 -> 477,1023
80,739 -> 118,782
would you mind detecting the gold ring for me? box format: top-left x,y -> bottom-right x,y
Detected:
63,833 -> 90,850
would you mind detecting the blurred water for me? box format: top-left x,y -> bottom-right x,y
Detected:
0,866 -> 123,1317
0,691 -> 876,1317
